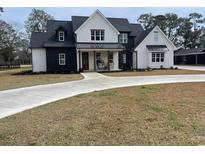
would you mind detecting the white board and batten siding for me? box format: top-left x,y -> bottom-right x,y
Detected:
135,26 -> 176,69
32,48 -> 47,72
75,10 -> 119,43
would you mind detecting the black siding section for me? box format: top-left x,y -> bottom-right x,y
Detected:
46,47 -> 77,73
119,35 -> 134,70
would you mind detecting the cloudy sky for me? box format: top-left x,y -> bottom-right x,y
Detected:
1,7 -> 205,32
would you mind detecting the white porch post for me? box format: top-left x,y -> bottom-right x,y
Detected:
113,51 -> 119,70
76,49 -> 79,72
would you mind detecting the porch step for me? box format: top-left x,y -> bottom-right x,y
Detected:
81,72 -> 107,80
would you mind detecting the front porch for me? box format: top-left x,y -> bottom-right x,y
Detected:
78,50 -> 121,72
76,43 -> 125,72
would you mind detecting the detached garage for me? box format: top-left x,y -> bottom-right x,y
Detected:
174,48 -> 205,65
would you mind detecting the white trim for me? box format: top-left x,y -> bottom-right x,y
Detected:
58,31 -> 64,41
59,53 -> 66,65
75,9 -> 119,35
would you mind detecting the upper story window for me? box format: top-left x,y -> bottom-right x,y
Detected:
58,31 -> 65,41
119,33 -> 128,44
91,29 -> 105,41
154,31 -> 158,41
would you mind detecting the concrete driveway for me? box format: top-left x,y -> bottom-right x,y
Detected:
1,72 -> 205,119
176,65 -> 205,71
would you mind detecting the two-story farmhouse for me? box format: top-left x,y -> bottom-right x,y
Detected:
30,10 -> 176,73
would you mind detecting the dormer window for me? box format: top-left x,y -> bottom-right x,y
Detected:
58,31 -> 64,41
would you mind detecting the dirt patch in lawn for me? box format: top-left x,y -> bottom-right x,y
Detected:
0,67 -> 83,91
103,69 -> 205,77
0,83 -> 205,145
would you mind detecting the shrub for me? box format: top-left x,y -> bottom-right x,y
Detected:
160,65 -> 164,69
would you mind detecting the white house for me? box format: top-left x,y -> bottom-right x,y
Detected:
30,10 -> 176,73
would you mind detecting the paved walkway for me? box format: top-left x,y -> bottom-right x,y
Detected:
1,72 -> 205,119
176,65 -> 205,71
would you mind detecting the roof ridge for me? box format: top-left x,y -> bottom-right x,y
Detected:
47,19 -> 70,22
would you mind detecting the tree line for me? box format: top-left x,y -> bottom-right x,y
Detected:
137,12 -> 205,48
0,8 -> 205,66
0,8 -> 53,66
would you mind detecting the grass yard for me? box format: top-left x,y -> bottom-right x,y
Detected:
0,83 -> 204,145
103,69 -> 205,77
0,67 -> 83,91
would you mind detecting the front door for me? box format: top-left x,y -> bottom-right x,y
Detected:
82,52 -> 89,70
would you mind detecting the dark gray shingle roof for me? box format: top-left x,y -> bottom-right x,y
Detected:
146,45 -> 168,51
30,20 -> 75,48
175,48 -> 205,56
30,32 -> 48,48
129,24 -> 144,37
71,16 -> 131,32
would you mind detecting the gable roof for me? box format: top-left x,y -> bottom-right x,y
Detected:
72,15 -> 131,32
74,10 -> 119,34
175,48 -> 205,56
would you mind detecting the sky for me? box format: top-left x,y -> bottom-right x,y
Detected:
1,7 -> 205,32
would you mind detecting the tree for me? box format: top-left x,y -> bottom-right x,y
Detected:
137,13 -> 154,30
188,13 -> 205,47
176,17 -> 193,48
0,7 -> 3,15
25,8 -> 54,37
189,13 -> 204,30
0,20 -> 20,65
165,13 -> 179,39
153,15 -> 167,33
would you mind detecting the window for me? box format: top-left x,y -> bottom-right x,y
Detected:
91,29 -> 105,41
58,31 -> 64,41
154,31 -> 158,41
59,53 -> 66,65
119,33 -> 128,43
152,52 -> 164,62
122,54 -> 126,63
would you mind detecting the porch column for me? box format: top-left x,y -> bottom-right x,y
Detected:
94,50 -> 96,71
107,50 -> 110,71
79,50 -> 81,71
76,49 -> 79,72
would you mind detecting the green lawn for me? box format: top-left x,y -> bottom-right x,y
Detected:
0,83 -> 204,145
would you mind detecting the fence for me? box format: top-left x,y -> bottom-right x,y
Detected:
0,64 -> 21,70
